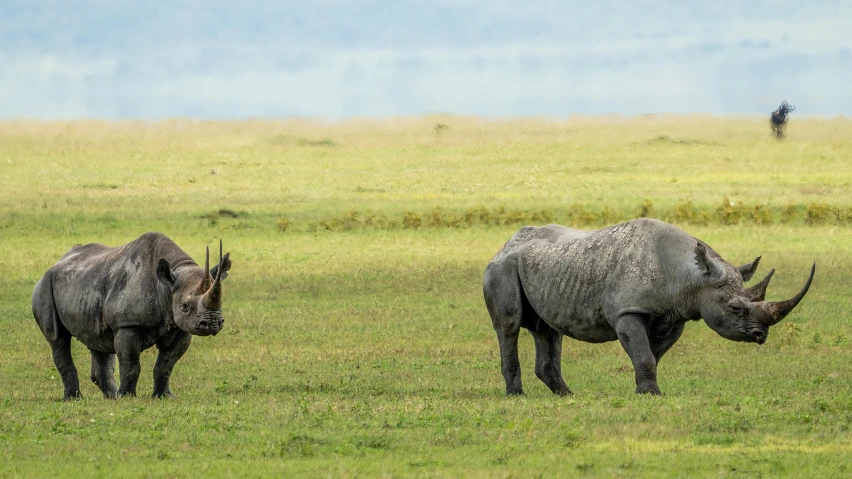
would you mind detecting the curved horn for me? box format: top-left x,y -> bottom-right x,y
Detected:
198,246 -> 212,293
202,240 -> 225,309
744,268 -> 775,302
756,264 -> 815,326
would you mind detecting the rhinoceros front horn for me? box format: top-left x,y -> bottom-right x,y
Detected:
202,240 -> 227,310
755,263 -> 815,326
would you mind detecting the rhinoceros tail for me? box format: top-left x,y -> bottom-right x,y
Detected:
32,273 -> 65,343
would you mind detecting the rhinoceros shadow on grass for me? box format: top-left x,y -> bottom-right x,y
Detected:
32,232 -> 232,401
483,218 -> 815,396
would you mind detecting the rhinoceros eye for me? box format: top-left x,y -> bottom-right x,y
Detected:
180,303 -> 191,314
728,304 -> 747,316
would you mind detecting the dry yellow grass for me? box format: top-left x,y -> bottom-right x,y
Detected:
2,115 -> 851,222
1,116 -> 850,477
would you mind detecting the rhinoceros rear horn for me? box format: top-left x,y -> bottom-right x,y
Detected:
198,246 -> 213,294
756,263 -> 815,326
202,240 -> 228,310
744,268 -> 774,302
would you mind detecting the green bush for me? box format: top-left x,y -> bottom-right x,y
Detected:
674,200 -> 697,223
402,212 -> 422,229
637,200 -> 655,218
296,199 -> 852,233
806,203 -> 832,225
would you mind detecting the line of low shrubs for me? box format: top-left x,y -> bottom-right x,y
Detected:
299,207 -> 557,232
269,198 -> 852,233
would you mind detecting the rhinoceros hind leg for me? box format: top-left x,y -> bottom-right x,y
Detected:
530,323 -> 571,396
152,330 -> 192,399
50,333 -> 82,401
90,350 -> 117,398
484,263 -> 525,396
115,328 -> 144,397
33,276 -> 80,400
495,329 -> 524,396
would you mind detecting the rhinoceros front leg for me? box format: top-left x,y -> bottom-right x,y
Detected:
152,330 -> 192,398
89,349 -> 117,398
115,328 -> 144,397
614,314 -> 661,395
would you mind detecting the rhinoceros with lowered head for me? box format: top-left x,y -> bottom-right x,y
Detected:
32,232 -> 232,400
483,218 -> 814,396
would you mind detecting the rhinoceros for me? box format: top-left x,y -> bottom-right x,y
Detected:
483,218 -> 814,396
32,232 -> 232,400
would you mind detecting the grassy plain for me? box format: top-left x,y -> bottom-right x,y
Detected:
1,116 -> 851,477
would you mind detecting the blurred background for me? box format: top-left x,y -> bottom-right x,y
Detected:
3,0 -> 852,119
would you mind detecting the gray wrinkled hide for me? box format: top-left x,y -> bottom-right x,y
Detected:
32,232 -> 230,400
483,218 -> 813,396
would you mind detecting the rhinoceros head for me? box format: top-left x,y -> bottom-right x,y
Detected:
692,242 -> 814,344
157,240 -> 232,336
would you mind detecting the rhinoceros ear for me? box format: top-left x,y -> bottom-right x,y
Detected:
210,252 -> 231,281
694,242 -> 726,282
156,258 -> 176,287
737,256 -> 761,282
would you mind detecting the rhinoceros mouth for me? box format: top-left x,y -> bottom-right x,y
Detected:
194,312 -> 224,336
198,321 -> 223,336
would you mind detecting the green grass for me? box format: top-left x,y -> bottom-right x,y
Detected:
1,116 -> 851,478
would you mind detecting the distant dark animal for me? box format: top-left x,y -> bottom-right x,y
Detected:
770,101 -> 795,138
483,219 -> 814,396
32,233 -> 232,400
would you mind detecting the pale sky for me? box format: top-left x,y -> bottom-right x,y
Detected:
2,0 -> 851,119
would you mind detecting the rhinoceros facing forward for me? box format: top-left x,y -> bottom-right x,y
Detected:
483,218 -> 814,396
32,232 -> 232,400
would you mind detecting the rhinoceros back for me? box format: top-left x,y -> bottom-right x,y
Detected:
513,219 -> 688,341
42,233 -> 188,352
489,224 -> 590,265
